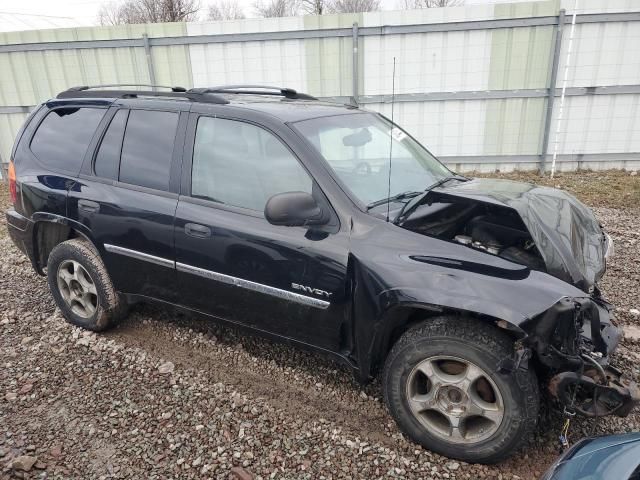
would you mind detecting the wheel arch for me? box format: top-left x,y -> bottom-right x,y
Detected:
364,303 -> 526,381
31,213 -> 99,274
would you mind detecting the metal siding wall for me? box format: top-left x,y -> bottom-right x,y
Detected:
368,100 -> 487,157
0,23 -> 191,105
560,22 -> 640,88
0,112 -> 28,164
368,98 -> 545,159
361,2 -> 555,161
187,15 -> 357,96
553,93 -> 640,155
362,30 -> 492,95
1,2 -> 639,174
545,16 -> 640,160
149,44 -> 192,87
187,18 -> 307,89
0,23 -> 191,165
189,39 -> 307,88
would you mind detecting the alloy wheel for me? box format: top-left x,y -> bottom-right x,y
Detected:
406,355 -> 504,444
57,260 -> 98,318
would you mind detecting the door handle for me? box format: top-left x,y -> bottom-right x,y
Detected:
185,223 -> 211,238
78,199 -> 100,213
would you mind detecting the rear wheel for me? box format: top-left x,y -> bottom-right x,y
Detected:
47,239 -> 126,331
383,316 -> 539,464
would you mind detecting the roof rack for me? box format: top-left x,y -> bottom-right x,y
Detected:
56,85 -> 229,104
191,85 -> 317,100
56,84 -> 317,104
66,84 -> 188,93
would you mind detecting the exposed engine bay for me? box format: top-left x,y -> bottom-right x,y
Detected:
401,197 -> 547,272
399,191 -> 639,418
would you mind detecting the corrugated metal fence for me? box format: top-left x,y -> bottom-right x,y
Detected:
1,0 -> 639,176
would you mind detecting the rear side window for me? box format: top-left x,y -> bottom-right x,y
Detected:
94,109 -> 128,180
30,107 -> 104,173
118,110 -> 179,191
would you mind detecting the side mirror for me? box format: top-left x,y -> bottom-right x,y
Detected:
264,192 -> 328,227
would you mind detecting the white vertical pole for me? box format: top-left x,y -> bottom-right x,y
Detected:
550,0 -> 579,178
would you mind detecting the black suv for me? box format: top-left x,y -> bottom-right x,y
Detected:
6,85 -> 637,463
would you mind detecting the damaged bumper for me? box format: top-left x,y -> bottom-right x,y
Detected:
523,296 -> 639,418
549,366 -> 640,417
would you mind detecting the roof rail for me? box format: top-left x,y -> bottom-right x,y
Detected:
66,84 -> 188,92
56,85 -> 229,104
191,85 -> 317,100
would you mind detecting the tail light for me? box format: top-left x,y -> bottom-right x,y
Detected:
8,160 -> 17,205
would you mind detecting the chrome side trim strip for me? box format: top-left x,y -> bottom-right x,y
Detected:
104,244 -> 175,269
176,262 -> 330,310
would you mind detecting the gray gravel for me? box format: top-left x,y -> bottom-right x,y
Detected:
1,178 -> 640,480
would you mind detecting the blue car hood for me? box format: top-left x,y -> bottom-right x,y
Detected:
544,433 -> 640,480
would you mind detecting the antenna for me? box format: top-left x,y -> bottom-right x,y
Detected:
386,57 -> 397,223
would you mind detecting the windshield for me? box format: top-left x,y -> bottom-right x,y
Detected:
293,112 -> 451,206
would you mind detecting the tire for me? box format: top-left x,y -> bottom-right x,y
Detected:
47,238 -> 127,331
382,316 -> 539,464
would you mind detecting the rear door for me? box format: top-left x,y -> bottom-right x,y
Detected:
173,111 -> 350,352
68,102 -> 188,301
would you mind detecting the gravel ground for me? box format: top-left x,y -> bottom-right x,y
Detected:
1,171 -> 639,480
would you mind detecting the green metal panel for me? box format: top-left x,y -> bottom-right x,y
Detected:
487,25 -> 554,91
303,14 -> 361,97
151,44 -> 193,89
483,98 -> 545,155
493,0 -> 559,19
0,22 -> 187,45
483,1 -> 559,156
0,23 -> 191,106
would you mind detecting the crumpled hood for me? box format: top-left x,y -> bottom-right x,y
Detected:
432,178 -> 608,290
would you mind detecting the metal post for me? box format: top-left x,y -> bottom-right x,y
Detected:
352,22 -> 359,105
142,34 -> 157,91
551,2 -> 578,178
538,9 -> 565,175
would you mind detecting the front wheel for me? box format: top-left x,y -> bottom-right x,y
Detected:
383,316 -> 539,464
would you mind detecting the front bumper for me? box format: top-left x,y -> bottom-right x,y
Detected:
523,296 -> 639,418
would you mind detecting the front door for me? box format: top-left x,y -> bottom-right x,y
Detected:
173,113 -> 350,352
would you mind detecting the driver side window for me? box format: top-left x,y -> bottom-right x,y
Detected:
191,117 -> 312,213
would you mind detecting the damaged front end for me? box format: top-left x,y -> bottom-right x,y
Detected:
523,296 -> 639,418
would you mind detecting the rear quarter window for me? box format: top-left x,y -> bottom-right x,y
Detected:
30,107 -> 105,173
94,109 -> 128,180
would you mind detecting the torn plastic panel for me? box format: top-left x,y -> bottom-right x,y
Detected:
522,296 -> 639,418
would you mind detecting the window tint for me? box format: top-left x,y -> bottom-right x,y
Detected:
94,109 -> 128,180
31,107 -> 104,172
119,110 -> 179,191
192,117 -> 312,212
